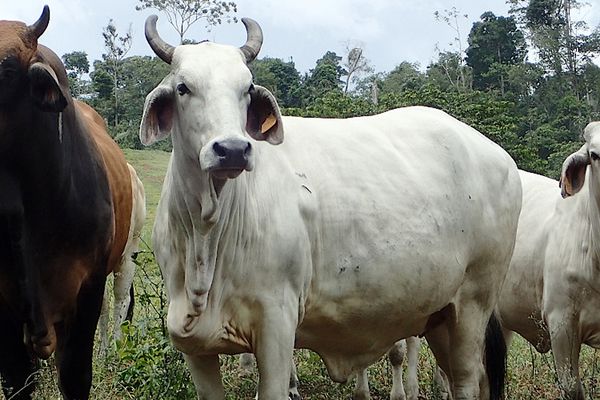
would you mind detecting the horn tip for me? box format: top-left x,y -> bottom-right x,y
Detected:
40,5 -> 50,22
241,17 -> 260,28
145,14 -> 159,28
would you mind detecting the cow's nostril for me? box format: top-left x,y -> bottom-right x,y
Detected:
213,142 -> 227,157
244,142 -> 252,156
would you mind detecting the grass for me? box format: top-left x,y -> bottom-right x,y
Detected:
5,148 -> 600,399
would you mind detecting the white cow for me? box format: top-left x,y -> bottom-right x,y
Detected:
140,15 -> 521,400
99,163 -> 147,353
498,122 -> 600,400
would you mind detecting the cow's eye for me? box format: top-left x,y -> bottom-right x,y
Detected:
177,83 -> 190,96
591,151 -> 600,161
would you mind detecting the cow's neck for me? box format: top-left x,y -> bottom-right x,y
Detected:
15,104 -> 74,201
587,169 -> 600,267
170,146 -> 261,314
14,100 -> 106,239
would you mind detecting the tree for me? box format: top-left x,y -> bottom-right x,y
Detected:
90,55 -> 172,150
341,42 -> 373,94
508,0 -> 600,98
434,7 -> 471,91
62,51 -> 90,98
302,51 -> 346,105
250,57 -> 302,109
101,19 -> 133,129
117,56 -> 171,149
426,51 -> 472,92
465,12 -> 527,93
379,62 -> 426,95
136,0 -> 237,44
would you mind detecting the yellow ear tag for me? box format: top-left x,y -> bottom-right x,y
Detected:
261,114 -> 276,134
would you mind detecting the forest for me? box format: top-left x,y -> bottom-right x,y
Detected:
63,0 -> 600,180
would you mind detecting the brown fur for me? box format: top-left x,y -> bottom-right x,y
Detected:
0,20 -> 37,66
76,100 -> 133,274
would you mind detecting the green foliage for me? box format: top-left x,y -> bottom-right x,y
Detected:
302,51 -> 346,105
112,249 -> 196,400
250,57 -> 302,108
426,51 -> 472,92
379,62 -> 426,94
62,51 -> 91,98
466,12 -> 527,92
70,1 -> 600,183
91,55 -> 171,150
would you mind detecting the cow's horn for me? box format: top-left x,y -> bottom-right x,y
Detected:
145,15 -> 174,64
240,18 -> 263,63
28,5 -> 50,40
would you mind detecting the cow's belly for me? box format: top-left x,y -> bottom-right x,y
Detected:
296,248 -> 467,381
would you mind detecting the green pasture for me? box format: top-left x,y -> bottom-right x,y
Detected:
13,149 -> 600,399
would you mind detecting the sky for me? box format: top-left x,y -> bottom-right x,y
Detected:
2,0 -> 600,74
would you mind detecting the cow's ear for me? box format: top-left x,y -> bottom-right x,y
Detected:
246,85 -> 284,145
560,144 -> 589,198
140,85 -> 174,146
28,62 -> 68,112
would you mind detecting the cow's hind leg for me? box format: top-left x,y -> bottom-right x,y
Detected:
112,257 -> 136,341
98,288 -> 111,355
388,339 -> 407,400
450,307 -> 505,400
405,337 -> 421,400
55,274 -> 106,400
426,301 -> 506,400
352,368 -> 372,400
239,352 -> 255,376
0,304 -> 37,400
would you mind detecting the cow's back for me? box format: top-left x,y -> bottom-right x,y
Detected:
76,100 -> 132,273
278,106 -> 520,270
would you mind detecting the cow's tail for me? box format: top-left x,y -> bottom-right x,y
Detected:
125,283 -> 135,322
485,312 -> 506,400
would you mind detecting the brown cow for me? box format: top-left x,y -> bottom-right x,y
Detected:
0,6 -> 132,400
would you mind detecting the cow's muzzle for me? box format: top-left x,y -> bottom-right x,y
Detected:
205,138 -> 253,179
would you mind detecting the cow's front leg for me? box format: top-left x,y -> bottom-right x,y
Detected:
254,311 -> 297,400
185,354 -> 225,400
547,311 -> 584,400
0,301 -> 37,400
55,274 -> 106,400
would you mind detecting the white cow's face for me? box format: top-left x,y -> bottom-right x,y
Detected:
139,17 -> 283,181
560,122 -> 600,197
